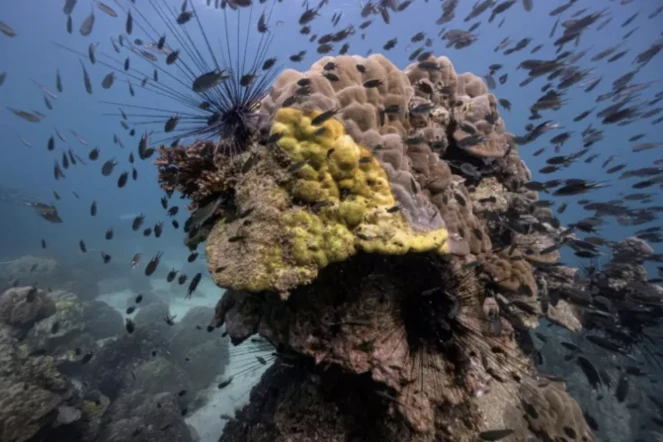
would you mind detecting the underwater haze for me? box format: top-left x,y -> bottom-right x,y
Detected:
1,0 -> 663,441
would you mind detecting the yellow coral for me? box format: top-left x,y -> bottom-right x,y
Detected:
272,108 -> 450,263
209,108 -> 451,294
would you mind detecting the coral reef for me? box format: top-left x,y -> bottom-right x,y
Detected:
0,256 -> 99,301
0,284 -> 230,442
0,287 -> 81,442
156,53 -> 602,440
82,300 -> 124,340
96,391 -> 194,442
0,286 -> 56,338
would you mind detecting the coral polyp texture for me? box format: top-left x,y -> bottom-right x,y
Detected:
156,53 -> 597,441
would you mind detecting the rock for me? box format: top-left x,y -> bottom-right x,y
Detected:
134,301 -> 170,327
169,306 -> 230,389
25,290 -> 85,353
55,405 -> 82,426
125,291 -> 161,309
0,256 -> 98,301
0,323 -> 81,442
0,286 -> 56,338
83,300 -> 124,339
131,356 -> 194,401
179,339 -> 229,390
60,268 -> 99,301
612,236 -> 654,263
77,395 -> 111,441
98,391 -> 194,442
98,275 -> 152,295
85,324 -> 173,399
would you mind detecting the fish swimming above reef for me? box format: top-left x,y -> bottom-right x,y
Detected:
24,201 -> 62,223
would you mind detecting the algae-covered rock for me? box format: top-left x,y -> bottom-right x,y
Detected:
157,51 -> 595,441
98,391 -> 194,442
25,290 -> 85,353
169,306 -> 230,388
0,286 -> 56,337
83,300 -> 124,339
0,323 -> 81,442
131,356 -> 194,400
85,324 -> 173,399
202,107 -> 452,295
134,301 -> 171,327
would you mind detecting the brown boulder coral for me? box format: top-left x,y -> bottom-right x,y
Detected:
155,53 -> 593,440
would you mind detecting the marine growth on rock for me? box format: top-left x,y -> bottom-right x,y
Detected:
155,52 -> 604,441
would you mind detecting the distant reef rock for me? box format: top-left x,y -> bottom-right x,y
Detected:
0,284 -> 230,442
0,256 -> 99,301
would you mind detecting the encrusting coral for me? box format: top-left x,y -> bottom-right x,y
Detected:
156,53 -> 598,441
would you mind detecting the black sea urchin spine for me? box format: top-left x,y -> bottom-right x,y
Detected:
88,0 -> 281,155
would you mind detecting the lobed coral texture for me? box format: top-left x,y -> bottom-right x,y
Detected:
205,107 -> 451,294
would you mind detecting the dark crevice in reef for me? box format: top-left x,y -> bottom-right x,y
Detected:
220,360 -> 406,442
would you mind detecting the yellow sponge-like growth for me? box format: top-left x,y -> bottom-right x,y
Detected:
271,107 -> 449,265
207,108 -> 452,294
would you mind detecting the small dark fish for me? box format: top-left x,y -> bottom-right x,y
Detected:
153,221 -> 163,238
117,171 -> 128,188
192,69 -> 229,93
79,59 -> 92,94
311,109 -> 338,126
102,72 -> 115,89
79,240 -> 87,253
616,375 -> 629,403
178,274 -> 187,285
560,342 -> 578,351
217,377 -> 233,389
132,214 -> 145,231
287,159 -> 309,173
125,318 -> 135,333
479,429 -> 514,441
81,352 -> 93,364
577,356 -> 601,389
363,79 -> 383,88
63,0 -> 77,15
126,11 -> 133,34
88,148 -> 101,162
164,115 -> 179,132
41,239 -> 47,249
144,252 -> 163,276
165,313 -> 176,326
186,272 -> 202,299
167,269 -> 178,283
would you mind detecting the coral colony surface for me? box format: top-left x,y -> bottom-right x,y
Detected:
155,53 -> 594,441
153,53 -> 663,441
